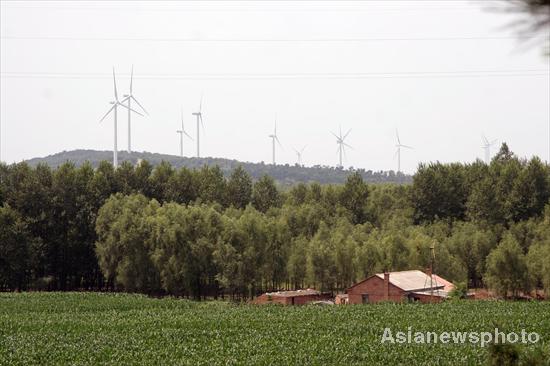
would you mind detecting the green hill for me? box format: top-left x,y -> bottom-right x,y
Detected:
25,149 -> 411,185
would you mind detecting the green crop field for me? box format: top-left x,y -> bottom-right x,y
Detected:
1,293 -> 549,365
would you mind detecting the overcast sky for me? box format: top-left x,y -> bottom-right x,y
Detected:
1,0 -> 549,173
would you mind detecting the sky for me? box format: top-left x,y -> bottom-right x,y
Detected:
1,0 -> 549,174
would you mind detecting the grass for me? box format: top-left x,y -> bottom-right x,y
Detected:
1,292 -> 549,365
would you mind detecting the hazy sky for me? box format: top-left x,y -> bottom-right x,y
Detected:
1,0 -> 549,173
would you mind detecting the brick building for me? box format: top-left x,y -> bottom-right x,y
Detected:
346,270 -> 454,304
252,289 -> 332,305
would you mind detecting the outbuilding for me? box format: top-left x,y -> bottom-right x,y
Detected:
346,270 -> 453,304
252,289 -> 332,305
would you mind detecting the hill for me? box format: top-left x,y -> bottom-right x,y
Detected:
24,149 -> 411,185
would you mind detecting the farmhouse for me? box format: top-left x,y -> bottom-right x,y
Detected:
346,270 -> 454,304
253,289 -> 332,305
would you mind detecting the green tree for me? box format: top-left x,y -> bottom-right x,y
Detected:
485,234 -> 530,298
148,161 -> 175,202
252,175 -> 281,213
339,172 -> 369,224
508,157 -> 550,222
446,222 -> 496,287
196,165 -> 227,205
0,205 -> 38,290
287,236 -> 308,289
166,167 -> 196,204
226,166 -> 252,209
306,222 -> 336,292
95,194 -> 160,292
411,163 -> 468,223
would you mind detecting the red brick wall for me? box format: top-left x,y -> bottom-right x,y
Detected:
252,294 -> 290,305
347,276 -> 405,304
410,293 -> 444,303
253,293 -> 331,305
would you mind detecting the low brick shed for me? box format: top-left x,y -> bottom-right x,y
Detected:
253,289 -> 332,305
346,270 -> 454,304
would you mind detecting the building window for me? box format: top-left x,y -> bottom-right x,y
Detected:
362,294 -> 369,304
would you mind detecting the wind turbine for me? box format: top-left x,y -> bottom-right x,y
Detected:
176,107 -> 193,158
122,65 -> 148,154
481,135 -> 497,164
395,129 -> 412,173
191,95 -> 204,158
268,117 -> 282,165
331,126 -> 352,168
293,145 -> 306,166
100,68 -> 143,168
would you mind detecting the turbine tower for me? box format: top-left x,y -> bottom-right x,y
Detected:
191,95 -> 204,158
481,135 -> 497,164
122,65 -> 148,154
331,126 -> 352,168
100,68 -> 143,168
176,107 -> 193,158
268,118 -> 282,165
293,145 -> 306,166
395,129 -> 412,173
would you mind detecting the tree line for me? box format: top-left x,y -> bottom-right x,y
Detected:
1,143 -> 549,299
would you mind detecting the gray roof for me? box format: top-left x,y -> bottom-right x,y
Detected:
411,289 -> 450,298
265,289 -> 320,297
375,270 -> 446,292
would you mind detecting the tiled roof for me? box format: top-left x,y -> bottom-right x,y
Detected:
374,270 -> 447,292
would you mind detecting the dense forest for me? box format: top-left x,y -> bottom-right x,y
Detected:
1,143 -> 549,299
25,149 -> 411,185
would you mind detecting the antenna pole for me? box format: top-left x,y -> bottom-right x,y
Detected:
430,241 -> 436,303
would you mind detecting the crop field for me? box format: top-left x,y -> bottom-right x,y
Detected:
0,293 -> 549,365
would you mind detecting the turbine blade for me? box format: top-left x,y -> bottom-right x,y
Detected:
276,136 -> 283,148
131,96 -> 148,115
343,142 -> 354,150
117,102 -> 143,116
112,67 -> 118,101
394,149 -> 399,159
343,129 -> 352,140
402,145 -> 413,149
177,130 -> 183,133
200,113 -> 205,133
100,104 -> 116,122
482,135 -> 488,145
396,129 -> 401,145
331,131 -> 339,140
184,131 -> 193,140
199,93 -> 203,113
301,145 -> 307,153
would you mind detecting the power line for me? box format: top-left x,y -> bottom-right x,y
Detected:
1,70 -> 547,80
1,5 -> 484,12
1,35 -> 535,42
